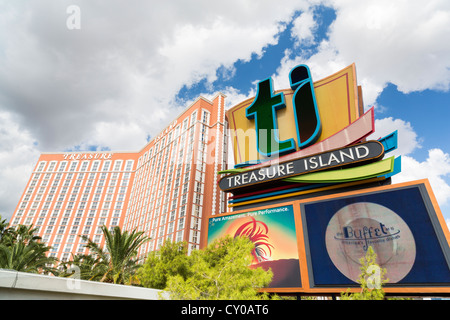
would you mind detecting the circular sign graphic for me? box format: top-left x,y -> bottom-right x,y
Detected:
325,202 -> 416,283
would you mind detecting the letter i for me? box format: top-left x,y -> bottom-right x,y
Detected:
289,65 -> 322,149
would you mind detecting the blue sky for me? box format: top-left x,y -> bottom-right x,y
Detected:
0,1 -> 449,226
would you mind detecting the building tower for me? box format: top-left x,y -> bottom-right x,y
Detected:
8,93 -> 228,261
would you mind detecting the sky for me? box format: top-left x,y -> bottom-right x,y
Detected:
0,0 -> 449,228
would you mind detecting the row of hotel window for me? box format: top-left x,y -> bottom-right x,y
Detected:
135,108 -> 211,170
12,170 -> 131,227
35,159 -> 135,173
126,125 -> 207,234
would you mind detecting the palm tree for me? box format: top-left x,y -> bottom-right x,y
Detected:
0,240 -> 58,274
61,226 -> 150,284
0,217 -> 58,275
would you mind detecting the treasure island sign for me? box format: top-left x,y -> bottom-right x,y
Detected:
209,64 -> 450,296
218,64 -> 400,207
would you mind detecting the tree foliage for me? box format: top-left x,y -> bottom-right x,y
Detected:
137,240 -> 190,289
0,216 -> 58,275
139,236 -> 275,300
60,226 -> 149,284
340,246 -> 388,300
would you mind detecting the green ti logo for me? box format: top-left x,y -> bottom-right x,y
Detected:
245,65 -> 321,158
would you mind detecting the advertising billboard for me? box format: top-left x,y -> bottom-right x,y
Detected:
207,205 -> 302,289
301,180 -> 450,292
206,179 -> 450,294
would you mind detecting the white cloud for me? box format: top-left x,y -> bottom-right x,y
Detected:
291,10 -> 317,46
393,150 -> 450,207
275,0 -> 450,107
0,110 -> 40,220
269,0 -> 450,215
368,117 -> 422,157
0,0 -> 313,151
330,0 -> 450,95
368,117 -> 450,208
0,0 -> 315,219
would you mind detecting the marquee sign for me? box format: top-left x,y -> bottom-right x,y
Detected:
227,64 -> 363,167
219,140 -> 385,191
208,63 -> 450,296
219,63 -> 400,207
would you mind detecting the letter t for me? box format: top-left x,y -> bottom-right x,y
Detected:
246,78 -> 295,157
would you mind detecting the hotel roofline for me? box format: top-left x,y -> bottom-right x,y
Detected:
40,92 -> 227,157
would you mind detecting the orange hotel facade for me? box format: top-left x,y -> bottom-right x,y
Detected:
9,93 -> 229,261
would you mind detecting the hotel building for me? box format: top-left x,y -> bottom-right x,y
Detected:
9,93 -> 228,261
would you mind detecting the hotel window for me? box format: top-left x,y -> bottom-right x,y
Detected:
202,110 -> 210,125
83,226 -> 91,234
91,161 -> 100,171
191,230 -> 199,243
168,221 -> 175,234
125,160 -> 133,171
169,209 -> 177,222
102,161 -> 111,171
119,186 -> 127,193
80,161 -> 89,171
181,194 -> 187,206
191,216 -> 200,230
182,182 -> 189,194
113,160 -> 123,171
199,124 -> 207,143
194,193 -> 202,205
178,216 -> 186,231
50,244 -> 59,254
69,161 -> 78,172
58,162 -> 67,172
182,118 -> 189,131
179,205 -> 186,218
191,111 -> 197,124
93,235 -> 101,243
36,162 -> 46,172
47,162 -> 57,172
176,230 -> 184,242
37,217 -> 45,225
